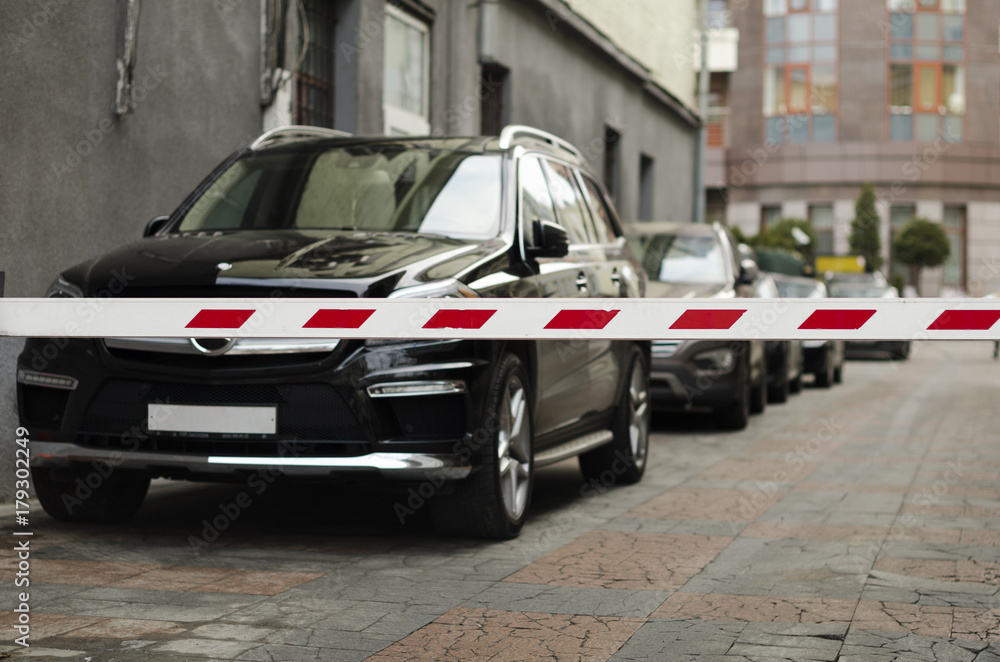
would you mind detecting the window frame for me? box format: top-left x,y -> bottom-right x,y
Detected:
761,0 -> 839,143
382,5 -> 431,136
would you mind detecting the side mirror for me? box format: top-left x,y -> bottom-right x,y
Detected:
737,258 -> 759,286
144,216 -> 170,237
527,219 -> 570,259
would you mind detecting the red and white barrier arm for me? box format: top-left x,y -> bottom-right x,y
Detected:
1,298 -> 999,341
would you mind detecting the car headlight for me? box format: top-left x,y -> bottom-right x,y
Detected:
365,279 -> 480,348
693,348 -> 736,375
388,279 -> 480,299
46,276 -> 84,298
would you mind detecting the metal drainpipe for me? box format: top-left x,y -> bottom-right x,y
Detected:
694,0 -> 710,223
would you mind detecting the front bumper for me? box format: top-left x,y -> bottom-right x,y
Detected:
30,441 -> 472,480
649,340 -> 742,409
19,337 -> 491,479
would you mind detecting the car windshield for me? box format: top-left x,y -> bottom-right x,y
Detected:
775,280 -> 822,298
828,283 -> 891,297
632,233 -> 728,284
174,146 -> 503,240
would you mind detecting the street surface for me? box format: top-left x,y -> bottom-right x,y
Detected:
3,341 -> 1000,661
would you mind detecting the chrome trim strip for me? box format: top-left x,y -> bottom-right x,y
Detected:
363,361 -> 477,380
30,442 -> 471,480
105,337 -> 341,355
367,380 -> 468,398
534,430 -> 613,468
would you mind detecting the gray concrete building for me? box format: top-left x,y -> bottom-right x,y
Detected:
704,0 -> 1000,296
0,0 -> 699,499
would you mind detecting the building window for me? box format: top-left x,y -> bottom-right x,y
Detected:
810,204 -> 834,255
383,6 -> 430,136
762,0 -> 838,143
761,205 -> 782,232
602,126 -> 622,205
889,204 -> 916,287
942,205 -> 965,287
638,154 -> 655,221
480,64 -> 509,136
295,0 -> 336,128
886,0 -> 964,142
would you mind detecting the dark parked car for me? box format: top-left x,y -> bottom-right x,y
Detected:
625,222 -> 767,431
771,274 -> 845,387
755,272 -> 805,403
18,125 -> 651,539
827,272 -> 909,361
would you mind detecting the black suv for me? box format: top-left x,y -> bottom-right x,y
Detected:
19,126 -> 650,539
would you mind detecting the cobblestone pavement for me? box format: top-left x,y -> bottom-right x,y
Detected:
3,342 -> 1000,661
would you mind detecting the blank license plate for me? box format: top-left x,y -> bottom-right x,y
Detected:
147,404 -> 277,435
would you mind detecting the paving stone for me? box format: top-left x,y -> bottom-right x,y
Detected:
653,593 -> 857,624
463,583 -> 672,618
608,619 -> 746,659
365,607 -> 644,662
153,638 -> 259,658
626,487 -> 785,523
504,530 -> 732,591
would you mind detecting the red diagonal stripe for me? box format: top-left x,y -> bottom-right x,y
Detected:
928,310 -> 1000,331
799,309 -> 876,330
670,310 -> 745,330
303,309 -> 376,329
544,310 -> 620,330
423,310 -> 496,330
185,309 -> 255,329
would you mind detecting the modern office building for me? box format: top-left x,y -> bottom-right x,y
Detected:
704,0 -> 1000,295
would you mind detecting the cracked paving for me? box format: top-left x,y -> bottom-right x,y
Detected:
3,343 -> 1000,660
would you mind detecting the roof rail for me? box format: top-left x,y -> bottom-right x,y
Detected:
251,125 -> 353,149
498,125 -> 584,160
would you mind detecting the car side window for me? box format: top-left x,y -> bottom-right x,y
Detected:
519,157 -> 558,249
577,174 -> 620,245
542,161 -> 593,245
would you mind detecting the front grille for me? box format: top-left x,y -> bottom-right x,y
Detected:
79,380 -> 367,444
104,347 -> 335,371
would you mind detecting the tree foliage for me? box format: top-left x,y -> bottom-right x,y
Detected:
892,217 -> 950,296
745,218 -> 816,264
892,218 -> 950,269
849,182 -> 883,272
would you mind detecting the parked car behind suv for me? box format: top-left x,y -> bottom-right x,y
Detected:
827,272 -> 909,361
18,125 -> 651,539
624,222 -> 766,430
771,274 -> 845,387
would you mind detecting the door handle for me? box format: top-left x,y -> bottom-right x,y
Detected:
576,272 -> 588,292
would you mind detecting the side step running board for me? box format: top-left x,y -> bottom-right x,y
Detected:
534,430 -> 614,468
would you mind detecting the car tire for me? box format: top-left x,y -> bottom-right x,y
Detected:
768,349 -> 790,404
32,465 -> 149,523
891,342 -> 911,361
716,354 -> 750,431
750,357 -> 767,415
431,353 -> 533,539
815,350 -> 835,388
579,348 -> 650,485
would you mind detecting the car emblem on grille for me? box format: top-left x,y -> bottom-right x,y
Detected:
189,338 -> 237,356
217,262 -> 233,271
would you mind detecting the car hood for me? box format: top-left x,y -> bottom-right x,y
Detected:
645,281 -> 734,299
68,230 -> 505,297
